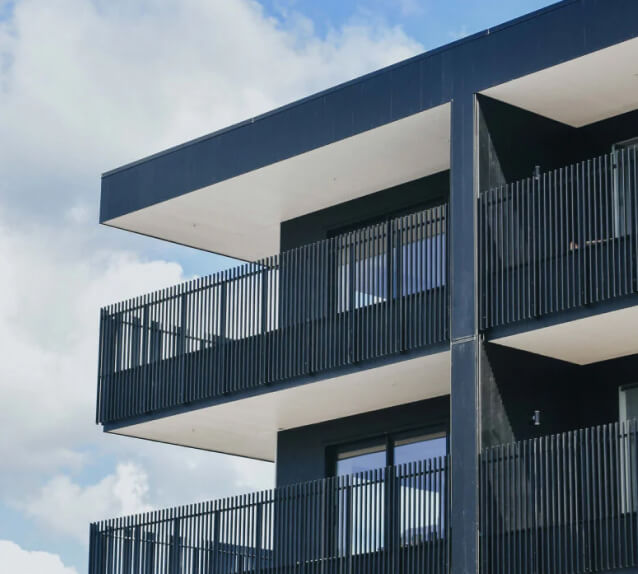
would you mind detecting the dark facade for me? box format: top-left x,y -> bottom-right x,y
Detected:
90,2 -> 638,574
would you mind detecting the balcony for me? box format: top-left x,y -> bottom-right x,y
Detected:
479,148 -> 638,364
480,420 -> 638,574
89,456 -> 449,574
96,205 -> 450,455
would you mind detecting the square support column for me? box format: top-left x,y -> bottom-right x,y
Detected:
449,93 -> 480,574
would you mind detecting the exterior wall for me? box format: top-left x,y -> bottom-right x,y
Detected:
276,396 -> 449,486
478,94 -> 638,191
481,343 -> 638,448
279,171 -> 449,251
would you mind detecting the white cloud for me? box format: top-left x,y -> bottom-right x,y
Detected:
0,540 -> 78,574
23,463 -> 152,543
0,217 -> 186,480
0,0 -> 421,568
0,0 -> 422,216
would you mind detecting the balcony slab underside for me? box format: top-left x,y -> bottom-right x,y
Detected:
490,298 -> 638,365
106,349 -> 451,461
102,104 -> 450,261
481,36 -> 638,128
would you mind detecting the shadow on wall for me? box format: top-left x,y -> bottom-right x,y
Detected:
481,341 -> 638,447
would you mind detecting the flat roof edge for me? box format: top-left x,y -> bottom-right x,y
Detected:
101,0 -> 574,179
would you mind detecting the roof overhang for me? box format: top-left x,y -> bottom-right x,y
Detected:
106,349 -> 451,461
103,104 -> 451,261
481,37 -> 638,127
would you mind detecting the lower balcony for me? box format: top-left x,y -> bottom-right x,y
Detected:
481,420 -> 638,574
89,456 -> 449,574
96,205 -> 450,458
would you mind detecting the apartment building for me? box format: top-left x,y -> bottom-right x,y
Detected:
90,2 -> 638,573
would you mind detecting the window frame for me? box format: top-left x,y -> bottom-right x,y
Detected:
612,136 -> 638,238
327,424 -> 448,478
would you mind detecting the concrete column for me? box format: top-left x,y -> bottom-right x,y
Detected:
449,92 -> 480,574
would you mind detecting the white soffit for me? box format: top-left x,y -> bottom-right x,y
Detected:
482,37 -> 638,127
491,306 -> 638,366
109,350 -> 451,462
105,104 -> 452,261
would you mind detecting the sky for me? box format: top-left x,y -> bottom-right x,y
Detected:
0,0 -> 556,571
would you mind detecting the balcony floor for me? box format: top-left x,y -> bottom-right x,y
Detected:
106,347 -> 450,460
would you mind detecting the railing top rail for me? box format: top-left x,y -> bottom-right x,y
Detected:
100,203 -> 448,315
91,454 -> 449,532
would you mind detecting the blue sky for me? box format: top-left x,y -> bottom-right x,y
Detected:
262,0 -> 556,46
0,1 -> 556,572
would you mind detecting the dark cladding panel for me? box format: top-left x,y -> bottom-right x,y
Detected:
276,396 -> 450,486
280,171 -> 449,251
389,58 -> 423,119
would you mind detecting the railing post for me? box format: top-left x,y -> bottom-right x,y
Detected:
212,511 -> 221,574
88,523 -> 100,574
348,239 -> 355,363
179,292 -> 187,402
169,517 -> 181,574
395,218 -> 403,353
123,526 -> 132,574
385,220 -> 392,354
256,501 -> 264,574
141,303 -> 149,367
132,525 -> 141,574
219,280 -> 228,393
261,267 -> 268,384
345,474 -> 353,574
393,220 -> 403,353
105,526 -> 114,574
144,531 -> 155,574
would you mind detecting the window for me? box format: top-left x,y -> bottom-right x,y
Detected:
394,431 -> 447,465
331,429 -> 447,474
619,383 -> 638,423
619,385 -> 638,513
330,429 -> 447,555
334,210 -> 447,313
336,441 -> 387,476
613,137 -> 638,238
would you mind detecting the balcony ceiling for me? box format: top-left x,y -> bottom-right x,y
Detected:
103,104 -> 451,261
481,37 -> 638,128
491,304 -> 638,365
107,350 -> 451,461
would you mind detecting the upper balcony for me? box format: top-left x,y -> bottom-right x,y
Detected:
97,205 -> 450,459
476,33 -> 638,365
479,147 -> 638,364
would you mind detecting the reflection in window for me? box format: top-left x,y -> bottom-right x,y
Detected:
336,213 -> 447,313
333,432 -> 448,555
613,138 -> 638,238
395,433 -> 447,544
336,442 -> 386,556
395,432 -> 447,465
619,385 -> 638,513
336,442 -> 387,476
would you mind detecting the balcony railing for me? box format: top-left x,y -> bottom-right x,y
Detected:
480,420 -> 638,574
97,205 -> 448,424
89,456 -> 449,574
479,148 -> 638,330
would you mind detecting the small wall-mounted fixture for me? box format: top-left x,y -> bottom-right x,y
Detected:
531,410 -> 541,426
533,165 -> 541,181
